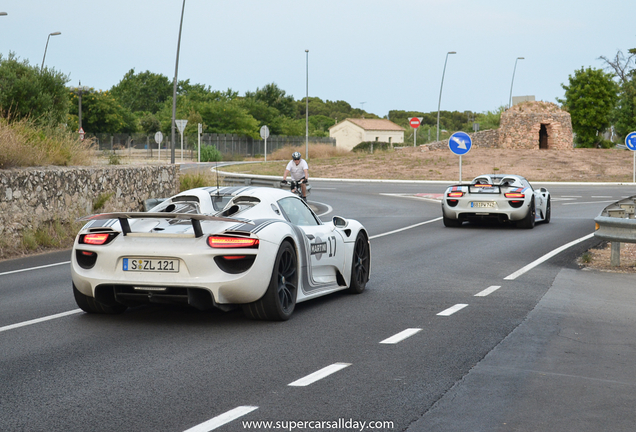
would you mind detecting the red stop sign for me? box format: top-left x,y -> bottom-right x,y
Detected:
409,117 -> 421,128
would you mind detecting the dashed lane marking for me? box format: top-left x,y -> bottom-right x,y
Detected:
437,304 -> 469,316
380,328 -> 422,344
288,363 -> 351,387
474,286 -> 501,297
183,406 -> 259,432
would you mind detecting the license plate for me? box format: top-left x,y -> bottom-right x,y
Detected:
123,258 -> 179,272
471,201 -> 496,208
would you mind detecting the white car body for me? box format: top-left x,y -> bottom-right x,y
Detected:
71,186 -> 370,320
441,174 -> 551,228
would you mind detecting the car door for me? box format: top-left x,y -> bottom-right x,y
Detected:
277,197 -> 344,286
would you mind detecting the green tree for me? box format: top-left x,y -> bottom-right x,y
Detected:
68,89 -> 137,133
475,106 -> 505,130
0,53 -> 69,125
559,67 -> 618,148
110,69 -> 172,114
600,49 -> 636,139
245,83 -> 298,118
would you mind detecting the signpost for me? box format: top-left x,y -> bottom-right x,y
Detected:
408,117 -> 423,147
260,125 -> 270,162
197,123 -> 202,163
448,131 -> 472,182
175,119 -> 188,162
155,131 -> 163,161
626,131 -> 636,182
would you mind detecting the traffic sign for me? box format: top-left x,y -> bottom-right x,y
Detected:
154,131 -> 163,144
260,125 -> 270,139
409,117 -> 422,128
78,127 -> 85,141
175,119 -> 188,133
448,131 -> 472,156
626,131 -> 636,151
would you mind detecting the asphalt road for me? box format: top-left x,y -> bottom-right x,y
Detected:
0,180 -> 632,432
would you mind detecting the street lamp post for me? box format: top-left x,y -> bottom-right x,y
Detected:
41,31 -> 61,70
508,57 -> 525,109
305,49 -> 309,160
171,0 -> 186,164
70,81 -> 89,132
436,51 -> 456,142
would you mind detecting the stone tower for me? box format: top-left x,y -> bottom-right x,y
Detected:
499,101 -> 573,150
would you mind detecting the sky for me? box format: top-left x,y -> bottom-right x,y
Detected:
0,0 -> 634,119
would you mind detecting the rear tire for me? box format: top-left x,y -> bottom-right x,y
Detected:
73,283 -> 127,314
242,241 -> 298,321
443,214 -> 462,227
544,197 -> 551,223
518,198 -> 536,229
348,232 -> 370,294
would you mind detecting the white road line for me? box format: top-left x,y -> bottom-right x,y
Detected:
591,196 -> 613,198
0,309 -> 83,333
474,285 -> 501,297
370,217 -> 442,240
288,363 -> 351,387
0,261 -> 70,277
560,196 -> 582,198
437,304 -> 468,316
183,406 -> 258,432
562,200 -> 616,206
504,232 -> 595,280
380,328 -> 422,344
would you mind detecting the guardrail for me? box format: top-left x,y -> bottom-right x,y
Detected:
217,170 -> 283,188
594,196 -> 636,266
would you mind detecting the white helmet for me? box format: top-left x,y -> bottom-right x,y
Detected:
292,152 -> 301,160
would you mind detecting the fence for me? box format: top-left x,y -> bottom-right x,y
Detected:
91,133 -> 335,160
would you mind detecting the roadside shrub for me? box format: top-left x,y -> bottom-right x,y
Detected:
352,141 -> 392,153
180,171 -> 217,191
201,145 -> 222,162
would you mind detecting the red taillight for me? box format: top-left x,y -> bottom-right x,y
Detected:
505,192 -> 525,198
448,192 -> 464,198
82,233 -> 112,245
207,236 -> 259,249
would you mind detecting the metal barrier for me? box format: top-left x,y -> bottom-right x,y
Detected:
594,196 -> 636,266
217,171 -> 283,189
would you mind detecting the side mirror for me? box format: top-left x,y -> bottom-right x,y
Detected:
332,216 -> 348,229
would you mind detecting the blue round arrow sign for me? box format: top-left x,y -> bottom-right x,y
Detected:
448,131 -> 472,155
626,131 -> 636,151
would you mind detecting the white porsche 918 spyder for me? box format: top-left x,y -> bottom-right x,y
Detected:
71,186 -> 370,321
441,174 -> 550,228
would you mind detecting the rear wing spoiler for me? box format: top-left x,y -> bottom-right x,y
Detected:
447,184 -> 502,194
78,212 -> 253,238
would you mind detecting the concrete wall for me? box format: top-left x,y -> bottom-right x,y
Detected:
0,165 -> 179,244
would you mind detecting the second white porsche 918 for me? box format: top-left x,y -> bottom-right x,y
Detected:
71,186 -> 370,321
441,174 -> 550,228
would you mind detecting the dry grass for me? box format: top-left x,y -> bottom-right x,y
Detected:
578,242 -> 636,273
222,146 -> 636,183
270,144 -> 352,161
0,118 -> 93,168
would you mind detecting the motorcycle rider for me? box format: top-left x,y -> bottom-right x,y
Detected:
283,151 -> 309,200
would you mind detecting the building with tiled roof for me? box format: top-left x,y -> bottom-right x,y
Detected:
329,118 -> 405,151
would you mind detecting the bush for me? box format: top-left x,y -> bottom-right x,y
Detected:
200,145 -> 222,162
352,141 -> 392,152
